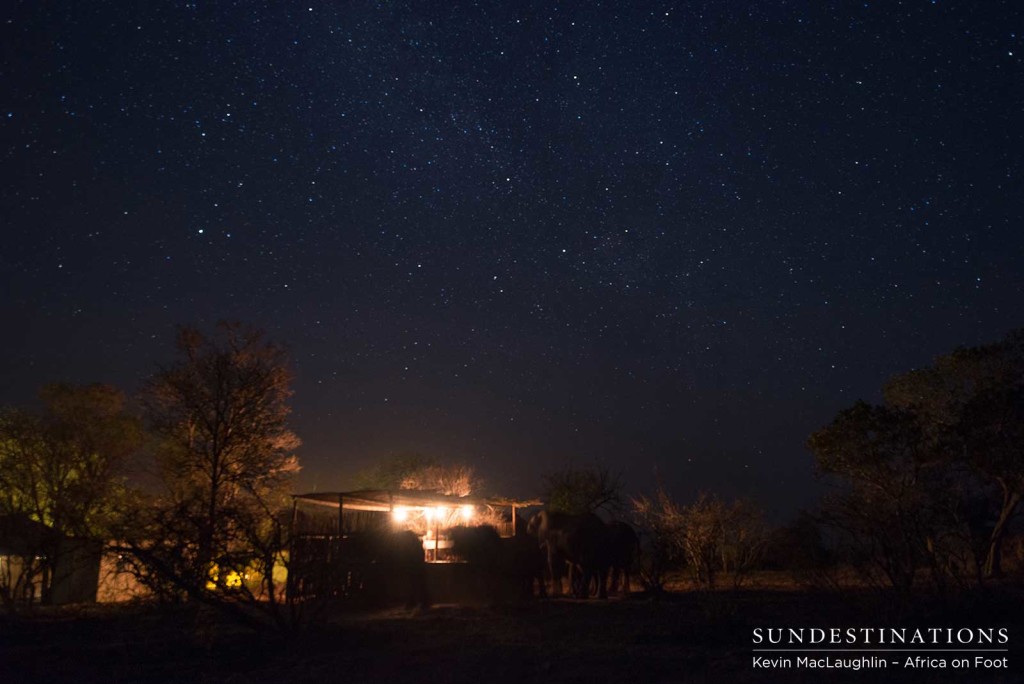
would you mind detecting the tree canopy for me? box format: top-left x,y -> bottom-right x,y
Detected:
0,383 -> 141,538
134,322 -> 301,614
0,383 -> 142,604
809,329 -> 1024,582
354,453 -> 481,497
542,465 -> 624,515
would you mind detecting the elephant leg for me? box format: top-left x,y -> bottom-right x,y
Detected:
596,567 -> 608,599
571,565 -> 587,598
612,566 -> 629,596
547,552 -> 564,596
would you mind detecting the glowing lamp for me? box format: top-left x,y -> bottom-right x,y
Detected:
392,506 -> 409,523
460,504 -> 474,521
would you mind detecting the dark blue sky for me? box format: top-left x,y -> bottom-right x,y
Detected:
3,1 -> 1022,516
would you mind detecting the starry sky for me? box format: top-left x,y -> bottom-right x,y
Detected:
3,1 -> 1022,516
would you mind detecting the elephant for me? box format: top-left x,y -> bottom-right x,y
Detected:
449,524 -> 546,601
503,526 -> 548,599
449,524 -> 503,563
526,510 -> 610,599
606,521 -> 639,596
341,529 -> 429,608
576,520 -> 640,598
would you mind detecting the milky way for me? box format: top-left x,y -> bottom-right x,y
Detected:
3,1 -> 1022,513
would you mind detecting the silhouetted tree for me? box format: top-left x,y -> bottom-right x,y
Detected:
131,322 -> 301,629
808,401 -> 944,592
0,384 -> 142,605
809,331 -> 1024,586
763,512 -> 843,590
719,498 -> 768,588
884,330 -> 1024,577
354,453 -> 481,496
542,464 -> 624,515
678,493 -> 725,588
631,486 -> 685,593
631,486 -> 766,591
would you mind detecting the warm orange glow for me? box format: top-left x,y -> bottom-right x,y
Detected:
424,505 -> 448,522
460,504 -> 474,521
205,564 -> 243,590
392,506 -> 409,522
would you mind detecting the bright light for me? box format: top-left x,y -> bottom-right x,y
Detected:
392,506 -> 408,523
423,506 -> 449,523
460,504 -> 474,521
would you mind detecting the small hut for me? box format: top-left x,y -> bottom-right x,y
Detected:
0,514 -> 102,605
288,489 -> 541,604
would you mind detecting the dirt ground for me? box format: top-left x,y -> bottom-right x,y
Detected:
2,586 -> 1023,684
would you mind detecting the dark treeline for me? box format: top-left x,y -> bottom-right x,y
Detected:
0,322 -> 303,629
1,325 -> 1022,628
541,331 -> 1024,597
806,329 -> 1024,591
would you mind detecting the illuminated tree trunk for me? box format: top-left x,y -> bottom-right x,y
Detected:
984,486 -> 1020,578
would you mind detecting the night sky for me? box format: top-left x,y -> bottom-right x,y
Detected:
3,1 -> 1022,516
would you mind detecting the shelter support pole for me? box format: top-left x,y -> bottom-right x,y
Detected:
286,498 -> 299,602
337,494 -> 344,536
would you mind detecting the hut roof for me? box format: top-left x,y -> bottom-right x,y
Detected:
0,514 -> 62,555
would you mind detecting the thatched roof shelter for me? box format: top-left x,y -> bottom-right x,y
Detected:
291,489 -> 542,537
286,490 -> 545,602
293,489 -> 541,512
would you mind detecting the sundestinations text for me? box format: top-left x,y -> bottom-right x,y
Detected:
752,627 -> 1009,646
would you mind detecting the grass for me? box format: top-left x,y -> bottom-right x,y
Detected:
2,576 -> 1023,683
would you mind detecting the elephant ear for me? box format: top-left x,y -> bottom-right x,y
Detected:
526,512 -> 543,536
